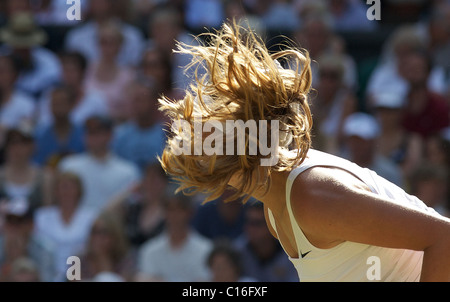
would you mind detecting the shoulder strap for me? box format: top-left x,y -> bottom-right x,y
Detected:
266,152 -> 320,254
272,149 -> 380,255
284,149 -> 379,252
284,161 -> 318,253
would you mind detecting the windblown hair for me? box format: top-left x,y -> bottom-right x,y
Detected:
159,22 -> 313,203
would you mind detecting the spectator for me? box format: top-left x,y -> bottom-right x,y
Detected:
207,240 -> 257,282
224,0 -> 265,38
33,85 -> 85,168
310,53 -> 357,154
2,0 -> 32,19
136,193 -> 212,282
327,0 -> 377,32
58,115 -> 141,214
65,0 -> 145,67
425,134 -> 450,167
37,51 -> 109,131
0,127 -> 52,211
234,202 -> 298,282
341,112 -> 404,187
371,92 -> 423,177
0,12 -> 61,98
130,0 -> 169,30
423,134 -> 450,210
408,162 -> 449,217
0,53 -> 35,142
415,3 -> 450,97
261,0 -> 301,32
84,20 -> 136,122
224,0 -> 251,22
370,91 -> 405,159
33,172 -> 97,281
293,12 -> 358,89
184,0 -> 225,31
366,25 -> 447,100
138,46 -> 180,100
398,50 -> 449,140
243,0 -> 272,16
192,190 -> 248,241
79,211 -> 135,281
107,163 -> 168,247
111,77 -> 165,169
0,199 -> 55,282
147,7 -> 196,93
294,0 -> 328,20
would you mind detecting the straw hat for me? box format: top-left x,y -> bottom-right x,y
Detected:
0,13 -> 47,48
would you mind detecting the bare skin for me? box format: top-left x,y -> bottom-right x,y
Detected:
229,165 -> 450,282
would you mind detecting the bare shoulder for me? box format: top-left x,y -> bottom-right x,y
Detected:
288,166 -> 371,247
290,166 -> 371,205
289,166 -> 450,250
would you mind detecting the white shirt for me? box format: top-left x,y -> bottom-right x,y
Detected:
138,231 -> 212,282
33,205 -> 97,281
0,91 -> 36,128
58,153 -> 141,213
268,149 -> 439,282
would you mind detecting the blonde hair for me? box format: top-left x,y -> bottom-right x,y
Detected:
159,22 -> 313,203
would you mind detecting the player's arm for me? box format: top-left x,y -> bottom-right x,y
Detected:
290,167 -> 450,282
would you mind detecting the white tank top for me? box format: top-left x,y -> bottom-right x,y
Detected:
267,149 -> 438,282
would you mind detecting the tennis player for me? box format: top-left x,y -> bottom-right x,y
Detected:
159,22 -> 450,282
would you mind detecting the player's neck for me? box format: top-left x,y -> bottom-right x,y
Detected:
229,168 -> 288,210
253,171 -> 289,211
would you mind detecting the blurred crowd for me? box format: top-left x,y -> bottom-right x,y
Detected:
0,0 -> 448,282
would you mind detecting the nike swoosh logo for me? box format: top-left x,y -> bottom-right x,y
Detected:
300,250 -> 311,258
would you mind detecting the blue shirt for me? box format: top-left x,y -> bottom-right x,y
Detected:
33,124 -> 85,166
112,122 -> 165,170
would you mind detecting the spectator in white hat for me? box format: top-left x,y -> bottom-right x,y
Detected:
342,112 -> 404,187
